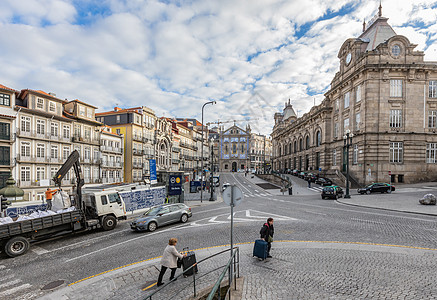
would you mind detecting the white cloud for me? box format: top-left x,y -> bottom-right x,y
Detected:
0,0 -> 435,136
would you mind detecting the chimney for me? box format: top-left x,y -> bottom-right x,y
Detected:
114,107 -> 121,111
362,19 -> 366,32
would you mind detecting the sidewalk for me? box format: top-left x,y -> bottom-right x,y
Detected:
38,241 -> 437,300
337,190 -> 437,216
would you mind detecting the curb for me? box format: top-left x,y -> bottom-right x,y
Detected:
335,199 -> 437,217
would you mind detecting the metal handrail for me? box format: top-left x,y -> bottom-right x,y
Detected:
206,247 -> 239,300
145,247 -> 239,300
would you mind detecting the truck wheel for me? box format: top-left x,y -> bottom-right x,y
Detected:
102,216 -> 117,231
180,214 -> 188,223
5,236 -> 30,258
148,222 -> 157,232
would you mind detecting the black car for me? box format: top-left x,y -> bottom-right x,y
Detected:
292,170 -> 299,176
316,177 -> 333,186
309,173 -> 319,182
357,183 -> 395,194
321,185 -> 344,199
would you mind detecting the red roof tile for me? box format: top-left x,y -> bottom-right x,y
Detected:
0,84 -> 16,92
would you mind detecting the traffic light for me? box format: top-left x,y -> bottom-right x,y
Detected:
1,196 -> 11,211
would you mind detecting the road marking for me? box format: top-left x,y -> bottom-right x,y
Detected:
0,284 -> 31,297
351,218 -> 385,225
272,198 -> 437,222
65,223 -> 190,263
0,279 -> 21,289
0,274 -> 14,283
71,239 -> 437,289
142,282 -> 157,291
304,211 -> 327,216
31,245 -> 50,255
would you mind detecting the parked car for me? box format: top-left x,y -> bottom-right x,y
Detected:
298,172 -> 306,179
309,173 -> 319,182
357,183 -> 395,194
316,177 -> 333,186
130,203 -> 192,232
292,170 -> 299,176
321,185 -> 344,199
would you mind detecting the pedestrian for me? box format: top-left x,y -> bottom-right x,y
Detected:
45,187 -> 58,210
260,217 -> 274,258
157,238 -> 186,287
307,178 -> 311,188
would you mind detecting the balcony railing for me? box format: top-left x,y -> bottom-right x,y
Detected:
133,148 -> 143,155
172,147 -> 181,153
133,134 -> 143,142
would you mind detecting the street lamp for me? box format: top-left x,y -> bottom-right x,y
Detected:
201,100 -> 216,202
343,129 -> 354,199
209,138 -> 215,201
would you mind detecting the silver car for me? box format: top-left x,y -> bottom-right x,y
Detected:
130,203 -> 192,232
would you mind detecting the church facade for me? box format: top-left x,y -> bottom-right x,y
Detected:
272,6 -> 437,184
219,125 -> 251,172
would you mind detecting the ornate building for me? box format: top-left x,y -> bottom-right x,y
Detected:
219,124 -> 251,172
272,6 -> 437,184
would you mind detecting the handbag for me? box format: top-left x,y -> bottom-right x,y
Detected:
177,258 -> 182,268
267,235 -> 273,243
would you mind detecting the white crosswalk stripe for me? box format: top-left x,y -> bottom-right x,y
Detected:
0,265 -> 33,298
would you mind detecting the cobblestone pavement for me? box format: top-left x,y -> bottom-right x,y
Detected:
5,172 -> 437,300
39,241 -> 437,300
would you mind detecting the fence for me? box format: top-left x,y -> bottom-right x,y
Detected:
145,247 -> 240,300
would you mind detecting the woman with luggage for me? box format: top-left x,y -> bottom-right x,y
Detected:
260,217 -> 274,258
157,238 -> 186,287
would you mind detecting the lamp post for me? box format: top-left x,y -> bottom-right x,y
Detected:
209,138 -> 215,201
201,101 -> 216,202
343,129 -> 354,199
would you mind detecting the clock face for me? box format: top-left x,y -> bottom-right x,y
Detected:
346,53 -> 352,65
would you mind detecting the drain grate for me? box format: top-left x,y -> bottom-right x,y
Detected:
41,280 -> 65,290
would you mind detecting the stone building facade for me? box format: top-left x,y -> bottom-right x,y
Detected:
219,125 -> 251,172
249,133 -> 272,173
272,8 -> 437,185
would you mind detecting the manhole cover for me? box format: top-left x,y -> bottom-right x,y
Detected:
41,280 -> 65,290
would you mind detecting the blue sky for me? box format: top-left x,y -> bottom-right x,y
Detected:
0,0 -> 436,135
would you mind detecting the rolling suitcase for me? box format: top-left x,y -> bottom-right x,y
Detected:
182,250 -> 198,277
253,239 -> 268,260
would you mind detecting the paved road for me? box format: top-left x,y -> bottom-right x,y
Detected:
1,173 -> 437,299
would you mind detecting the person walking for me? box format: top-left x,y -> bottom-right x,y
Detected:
260,217 -> 274,258
307,178 -> 311,188
157,238 -> 186,287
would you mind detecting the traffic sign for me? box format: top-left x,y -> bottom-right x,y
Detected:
223,185 -> 243,207
388,171 -> 392,175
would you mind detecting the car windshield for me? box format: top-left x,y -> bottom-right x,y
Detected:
144,207 -> 163,216
365,184 -> 373,188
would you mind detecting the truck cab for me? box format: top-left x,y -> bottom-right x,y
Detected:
82,190 -> 126,230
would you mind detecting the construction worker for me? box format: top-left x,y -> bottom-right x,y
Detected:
45,188 -> 58,210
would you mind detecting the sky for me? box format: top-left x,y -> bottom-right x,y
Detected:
0,0 -> 436,136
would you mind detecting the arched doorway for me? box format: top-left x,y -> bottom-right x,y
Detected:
232,162 -> 237,172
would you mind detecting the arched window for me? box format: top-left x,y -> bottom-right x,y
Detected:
279,146 -> 282,156
294,141 -> 297,153
306,135 -> 310,150
289,143 -> 292,155
299,139 -> 303,152
316,131 -> 321,147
